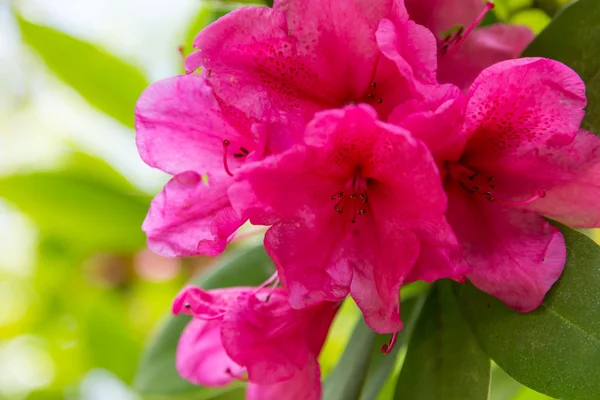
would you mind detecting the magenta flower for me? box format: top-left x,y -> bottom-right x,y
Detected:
172,286 -> 338,400
393,58 -> 600,311
135,74 -> 289,257
185,0 -> 439,125
229,104 -> 465,334
405,0 -> 534,91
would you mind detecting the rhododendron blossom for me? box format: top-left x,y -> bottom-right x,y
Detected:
186,0 -> 440,127
405,0 -> 534,91
392,58 -> 600,311
173,286 -> 338,400
135,74 -> 288,257
230,104 -> 465,334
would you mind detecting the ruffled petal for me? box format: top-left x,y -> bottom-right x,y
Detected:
142,172 -> 243,257
462,58 -> 587,170
447,183 -> 566,312
220,291 -> 338,385
135,75 -> 253,175
437,24 -> 534,91
246,357 -> 321,400
176,319 -> 241,386
388,83 -> 467,163
172,286 -> 249,318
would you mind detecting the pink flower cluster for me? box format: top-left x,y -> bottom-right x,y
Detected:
135,0 -> 600,397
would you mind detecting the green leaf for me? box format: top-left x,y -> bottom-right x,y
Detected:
522,0 -> 600,133
0,155 -> 150,253
17,16 -> 149,127
134,244 -> 273,396
323,316 -> 376,400
489,366 -> 522,400
394,281 -> 491,400
455,226 -> 600,400
324,293 -> 426,400
359,296 -> 422,400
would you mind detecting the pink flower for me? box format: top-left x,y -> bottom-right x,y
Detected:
229,104 -> 465,334
172,286 -> 338,400
393,58 -> 600,311
185,0 -> 439,125
136,74 -> 290,257
405,0 -> 534,91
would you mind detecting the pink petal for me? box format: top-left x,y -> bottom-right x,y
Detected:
463,58 -> 587,171
220,291 -> 336,385
176,319 -> 241,386
389,83 -> 467,163
265,219 -> 353,308
172,286 -> 250,319
187,7 -> 329,125
522,129 -> 600,228
438,24 -> 535,91
376,17 -> 438,92
135,75 -> 253,176
447,184 -> 566,312
247,357 -> 321,400
142,172 -> 243,257
405,0 -> 484,36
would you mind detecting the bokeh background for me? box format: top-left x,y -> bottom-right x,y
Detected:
0,0 -> 590,399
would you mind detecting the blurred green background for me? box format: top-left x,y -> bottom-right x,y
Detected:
0,0 -> 590,399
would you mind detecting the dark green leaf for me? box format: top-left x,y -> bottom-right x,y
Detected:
323,317 -> 376,400
359,296 -> 423,400
134,244 -> 273,396
17,16 -> 149,127
0,155 -> 150,253
455,226 -> 600,400
394,281 -> 491,400
522,0 -> 600,133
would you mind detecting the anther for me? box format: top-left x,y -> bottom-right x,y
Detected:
358,209 -> 366,215
351,218 -> 357,223
222,139 -> 234,177
377,98 -> 383,104
233,153 -> 245,158
184,303 -> 191,309
350,194 -> 357,199
368,93 -> 375,99
371,82 -> 377,88
240,147 -> 249,154
468,174 -> 477,181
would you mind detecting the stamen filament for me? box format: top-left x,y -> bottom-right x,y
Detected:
381,332 -> 398,355
445,1 -> 495,57
222,139 -> 234,177
492,190 -> 546,206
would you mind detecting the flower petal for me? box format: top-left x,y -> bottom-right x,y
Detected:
176,319 -> 241,386
135,75 -> 253,175
143,172 -> 243,257
172,286 -> 249,319
462,58 -> 587,171
437,24 -> 534,91
220,291 -> 336,385
447,184 -> 566,312
246,357 -> 321,400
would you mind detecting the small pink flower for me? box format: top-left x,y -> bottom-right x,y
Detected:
186,0 -> 438,125
172,286 -> 337,400
405,0 -> 534,91
136,75 -> 292,257
393,58 -> 600,311
230,104 -> 465,334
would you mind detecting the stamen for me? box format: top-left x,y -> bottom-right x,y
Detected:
240,147 -> 249,154
381,332 -> 398,355
222,139 -> 234,177
444,1 -> 495,57
491,190 -> 546,206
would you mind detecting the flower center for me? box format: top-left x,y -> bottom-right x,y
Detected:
330,167 -> 369,224
448,162 -> 546,206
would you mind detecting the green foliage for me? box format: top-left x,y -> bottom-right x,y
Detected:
17,16 -> 149,128
134,244 -> 273,397
455,226 -> 600,400
0,153 -> 150,254
523,0 -> 600,133
394,281 -> 490,400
